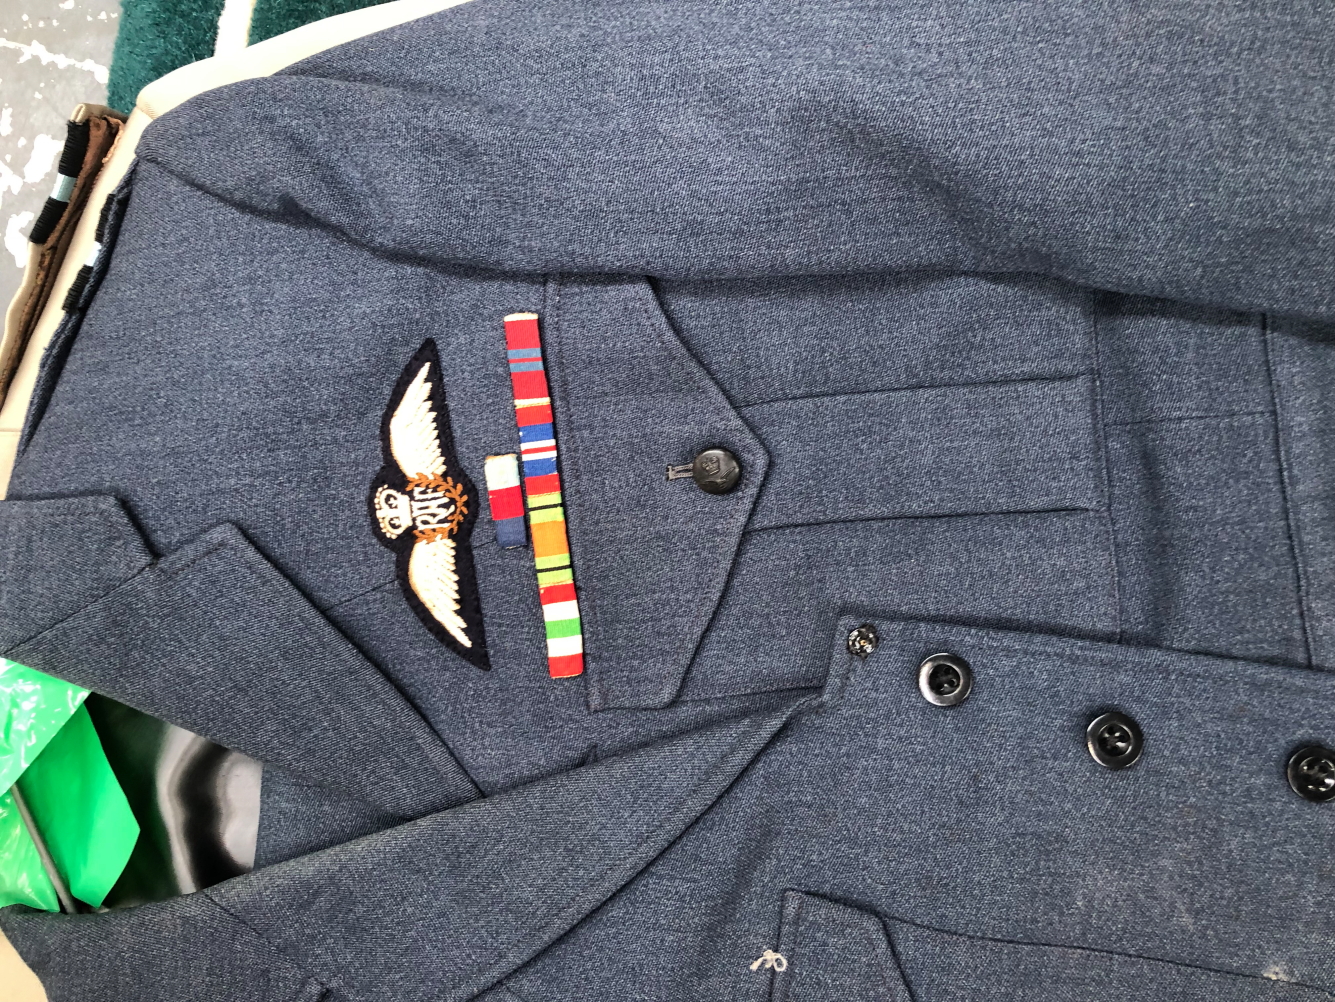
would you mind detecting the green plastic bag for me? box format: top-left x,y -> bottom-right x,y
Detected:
0,658 -> 89,910
0,658 -> 89,793
0,788 -> 59,911
17,705 -> 140,908
0,659 -> 141,911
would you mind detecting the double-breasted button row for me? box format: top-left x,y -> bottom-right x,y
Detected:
846,626 -> 1335,801
1085,717 -> 1335,802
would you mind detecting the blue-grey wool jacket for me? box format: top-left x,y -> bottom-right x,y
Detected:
3,0 -> 1335,998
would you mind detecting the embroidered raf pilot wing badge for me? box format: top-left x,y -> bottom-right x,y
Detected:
369,340 -> 489,669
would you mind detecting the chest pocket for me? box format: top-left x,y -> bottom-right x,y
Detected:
545,276 -> 769,711
549,275 -> 1110,710
770,891 -> 1332,1002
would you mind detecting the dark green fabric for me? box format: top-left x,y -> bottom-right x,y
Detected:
106,0 -> 228,112
248,0 -> 394,45
105,0 -> 396,113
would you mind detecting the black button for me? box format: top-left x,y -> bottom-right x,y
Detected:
846,624 -> 879,659
1086,711 -> 1143,769
1287,746 -> 1335,803
917,653 -> 972,706
692,448 -> 741,495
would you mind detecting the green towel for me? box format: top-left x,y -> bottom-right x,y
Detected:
107,0 -> 229,113
107,0 -> 396,113
250,0 -> 395,46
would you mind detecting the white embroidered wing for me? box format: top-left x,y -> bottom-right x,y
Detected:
407,534 -> 472,648
389,362 -> 447,480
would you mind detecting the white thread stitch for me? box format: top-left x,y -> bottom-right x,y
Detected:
749,950 -> 788,972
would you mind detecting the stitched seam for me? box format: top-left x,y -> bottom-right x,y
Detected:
771,892 -> 804,1002
678,682 -> 824,705
885,912 -> 1335,998
739,373 -> 1086,410
959,634 -> 1318,694
1088,299 -> 1123,642
742,507 -> 1095,535
160,538 -> 230,577
1262,317 -> 1315,668
319,576 -> 396,612
882,923 -> 919,1002
1105,409 -> 1274,427
869,918 -> 907,1000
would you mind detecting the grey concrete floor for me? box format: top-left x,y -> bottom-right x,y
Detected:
0,0 -> 120,310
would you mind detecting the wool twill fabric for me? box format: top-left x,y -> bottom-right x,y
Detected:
1,0 -> 1334,999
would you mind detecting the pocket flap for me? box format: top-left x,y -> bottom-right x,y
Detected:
551,277 -> 769,709
888,918 -> 1332,1001
771,891 -> 1331,1002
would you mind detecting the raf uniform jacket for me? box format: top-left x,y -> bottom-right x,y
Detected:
2,0 -> 1334,998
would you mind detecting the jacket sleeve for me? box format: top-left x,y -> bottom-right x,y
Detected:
137,0 -> 1335,320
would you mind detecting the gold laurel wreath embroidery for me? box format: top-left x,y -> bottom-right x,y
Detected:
407,474 -> 469,541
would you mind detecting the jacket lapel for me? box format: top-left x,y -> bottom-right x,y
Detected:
2,501 -> 478,818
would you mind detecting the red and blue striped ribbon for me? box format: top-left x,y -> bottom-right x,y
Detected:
504,312 -> 584,678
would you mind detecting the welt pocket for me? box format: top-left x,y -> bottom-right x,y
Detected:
769,891 -> 1332,1002
741,376 -> 1102,533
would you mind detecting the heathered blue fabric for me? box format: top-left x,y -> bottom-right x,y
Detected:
0,0 -> 1333,997
135,0 -> 1335,318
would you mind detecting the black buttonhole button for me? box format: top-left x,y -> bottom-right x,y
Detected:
1288,746 -> 1335,803
917,653 -> 972,707
1086,711 -> 1143,770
